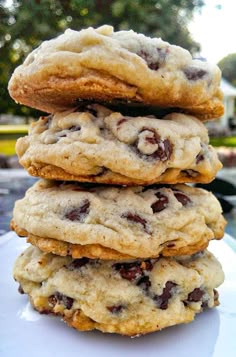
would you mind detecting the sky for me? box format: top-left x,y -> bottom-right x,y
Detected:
189,0 -> 236,64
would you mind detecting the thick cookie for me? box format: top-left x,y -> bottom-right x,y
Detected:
13,246 -> 224,336
16,104 -> 222,185
8,25 -> 223,119
12,180 -> 226,259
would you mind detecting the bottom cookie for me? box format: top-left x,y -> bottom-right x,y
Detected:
13,246 -> 224,336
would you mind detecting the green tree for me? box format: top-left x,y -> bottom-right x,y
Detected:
218,53 -> 236,87
0,0 -> 204,116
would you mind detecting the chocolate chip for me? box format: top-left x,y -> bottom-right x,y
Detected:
48,292 -> 74,310
154,281 -> 177,310
138,50 -> 160,70
107,305 -> 125,314
187,288 -> 204,302
67,257 -> 90,271
58,133 -> 67,138
138,48 -> 168,71
201,300 -> 209,309
183,67 -> 207,81
166,242 -> 176,248
65,199 -> 90,222
145,135 -> 158,145
136,128 -> 173,161
122,212 -> 148,232
174,192 -> 191,206
151,139 -> 172,161
151,192 -> 169,213
68,125 -> 81,132
148,62 -> 160,71
117,118 -> 128,127
113,262 -> 143,281
137,276 -> 151,292
48,295 -> 57,307
213,289 -> 219,302
196,153 -> 204,164
18,284 -> 25,294
182,169 -> 199,178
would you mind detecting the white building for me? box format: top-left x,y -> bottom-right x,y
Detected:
220,78 -> 236,128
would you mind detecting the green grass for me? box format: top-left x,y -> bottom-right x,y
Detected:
0,139 -> 17,155
210,136 -> 236,147
0,125 -> 29,155
0,125 -> 29,134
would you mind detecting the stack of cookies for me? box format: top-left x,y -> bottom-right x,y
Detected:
9,25 -> 226,336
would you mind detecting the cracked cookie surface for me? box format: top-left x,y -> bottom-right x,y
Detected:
13,246 -> 224,336
16,104 -> 222,185
8,25 -> 223,119
12,180 -> 226,259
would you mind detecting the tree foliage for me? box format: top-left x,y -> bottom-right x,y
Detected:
0,0 -> 204,116
218,53 -> 236,87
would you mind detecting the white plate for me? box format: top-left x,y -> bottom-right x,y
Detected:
1,232 -> 236,357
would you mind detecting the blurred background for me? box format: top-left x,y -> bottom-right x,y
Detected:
0,0 -> 236,236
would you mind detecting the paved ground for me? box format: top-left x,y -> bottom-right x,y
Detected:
0,169 -> 235,238
0,170 -> 37,235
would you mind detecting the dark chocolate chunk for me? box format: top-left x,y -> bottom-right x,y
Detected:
138,50 -> 160,70
107,305 -> 125,314
145,135 -> 158,145
135,128 -> 172,161
213,289 -> 219,301
151,192 -> 169,213
48,292 -> 74,310
117,118 -> 128,127
65,199 -> 90,222
58,133 -> 67,138
68,125 -> 81,132
154,281 -> 177,310
122,212 -> 148,232
174,192 -> 191,206
196,152 -> 204,164
150,138 -> 172,161
113,261 -> 143,281
182,169 -> 199,178
137,276 -> 151,292
183,67 -> 207,81
67,257 -> 90,271
166,242 -> 176,248
201,300 -> 209,309
187,288 -> 204,302
138,47 -> 168,71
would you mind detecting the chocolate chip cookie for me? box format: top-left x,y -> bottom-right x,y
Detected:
8,25 -> 223,119
12,180 -> 226,259
13,246 -> 224,336
16,104 -> 222,185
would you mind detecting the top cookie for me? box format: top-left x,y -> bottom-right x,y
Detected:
8,25 -> 223,119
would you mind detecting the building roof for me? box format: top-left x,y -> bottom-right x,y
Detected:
221,78 -> 236,97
